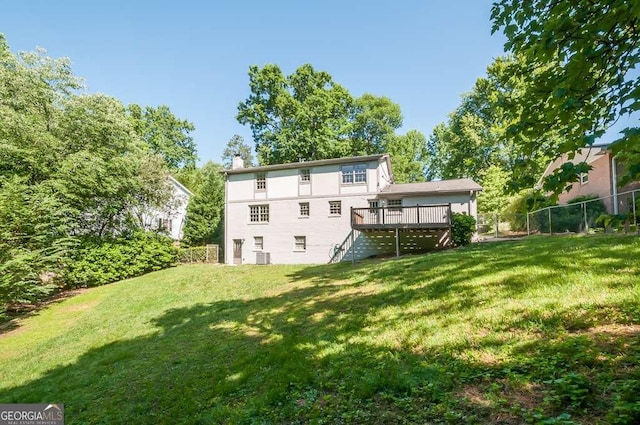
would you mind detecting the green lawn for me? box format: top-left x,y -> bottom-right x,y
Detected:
1,235 -> 639,424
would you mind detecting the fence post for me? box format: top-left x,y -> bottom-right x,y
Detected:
494,213 -> 499,238
633,191 -> 638,235
548,208 -> 552,235
526,212 -> 530,236
206,245 -> 210,262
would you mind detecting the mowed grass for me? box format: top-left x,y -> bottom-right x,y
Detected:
0,235 -> 639,424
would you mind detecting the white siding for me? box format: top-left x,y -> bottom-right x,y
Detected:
400,194 -> 478,218
142,178 -> 191,240
225,158 -> 383,264
224,156 -> 480,265
226,196 -> 371,264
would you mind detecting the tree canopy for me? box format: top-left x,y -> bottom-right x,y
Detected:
128,104 -> 197,170
0,34 -> 185,309
222,134 -> 254,169
427,56 -> 559,199
182,162 -> 225,247
236,63 -> 427,178
237,64 -> 353,165
491,0 -> 640,191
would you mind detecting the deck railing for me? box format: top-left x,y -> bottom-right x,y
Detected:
351,204 -> 452,230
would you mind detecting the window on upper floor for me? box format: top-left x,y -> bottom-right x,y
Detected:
300,169 -> 310,183
249,205 -> 269,223
294,236 -> 306,251
329,201 -> 342,216
341,163 -> 367,184
299,202 -> 310,217
580,172 -> 589,185
255,173 -> 266,191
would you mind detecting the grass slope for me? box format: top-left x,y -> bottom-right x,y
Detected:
0,235 -> 639,424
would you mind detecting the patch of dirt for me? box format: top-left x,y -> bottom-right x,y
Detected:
458,384 -> 492,408
581,324 -> 640,336
458,380 -> 545,424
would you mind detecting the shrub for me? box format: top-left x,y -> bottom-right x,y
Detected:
535,195 -> 607,233
505,189 -> 553,231
65,232 -> 178,288
451,213 -> 476,246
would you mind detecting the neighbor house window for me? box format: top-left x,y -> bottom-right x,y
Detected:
255,173 -> 266,191
294,236 -> 306,251
158,218 -> 172,232
299,202 -> 310,217
300,169 -> 310,183
249,205 -> 269,223
580,173 -> 589,184
387,199 -> 402,212
329,201 -> 342,216
254,236 -> 263,251
341,163 -> 367,184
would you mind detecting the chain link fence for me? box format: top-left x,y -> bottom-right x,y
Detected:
477,213 -> 529,240
527,189 -> 639,235
178,244 -> 220,263
478,189 -> 640,239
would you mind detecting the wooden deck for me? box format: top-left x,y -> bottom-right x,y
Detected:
351,204 -> 452,231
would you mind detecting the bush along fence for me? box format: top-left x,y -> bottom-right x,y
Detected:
527,189 -> 640,235
477,212 -> 529,239
178,245 -> 220,264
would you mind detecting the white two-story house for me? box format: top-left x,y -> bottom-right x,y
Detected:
223,154 -> 481,265
141,176 -> 192,240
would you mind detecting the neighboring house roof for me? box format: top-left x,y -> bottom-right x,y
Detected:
168,175 -> 194,197
223,154 -> 391,175
536,144 -> 610,188
379,178 -> 482,197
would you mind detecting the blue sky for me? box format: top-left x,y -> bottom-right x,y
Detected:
1,0 -> 507,165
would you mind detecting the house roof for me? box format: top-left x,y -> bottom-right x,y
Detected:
537,145 -> 610,188
223,154 -> 390,175
168,175 -> 193,196
379,178 -> 482,196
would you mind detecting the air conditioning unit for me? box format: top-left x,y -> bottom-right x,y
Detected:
256,252 -> 271,265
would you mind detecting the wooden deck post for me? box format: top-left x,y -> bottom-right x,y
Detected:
351,230 -> 355,265
395,228 -> 400,257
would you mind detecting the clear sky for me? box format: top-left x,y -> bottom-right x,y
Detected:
0,0 -> 508,165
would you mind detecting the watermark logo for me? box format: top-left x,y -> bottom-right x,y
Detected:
0,404 -> 64,425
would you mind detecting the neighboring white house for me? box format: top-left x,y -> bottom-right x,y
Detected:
142,175 -> 192,240
223,154 -> 481,265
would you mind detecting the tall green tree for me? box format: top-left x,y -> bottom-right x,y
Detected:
54,94 -> 172,236
491,0 -> 640,191
476,165 -> 510,213
129,104 -> 197,170
237,64 -> 353,165
182,162 -> 225,246
350,94 -> 403,155
0,176 -> 74,307
427,56 -> 560,190
222,134 -> 254,169
387,130 -> 430,183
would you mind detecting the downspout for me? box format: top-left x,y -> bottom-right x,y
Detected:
224,172 -> 229,264
612,155 -> 619,214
